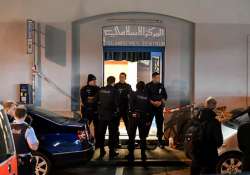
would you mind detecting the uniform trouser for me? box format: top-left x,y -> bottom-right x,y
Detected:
115,109 -> 129,145
146,106 -> 164,141
81,107 -> 99,146
18,156 -> 35,175
98,118 -> 116,154
191,157 -> 217,175
128,112 -> 147,155
243,156 -> 250,172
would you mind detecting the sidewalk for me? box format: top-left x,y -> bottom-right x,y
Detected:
89,146 -> 191,167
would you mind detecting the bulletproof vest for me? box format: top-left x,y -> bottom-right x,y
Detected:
134,91 -> 150,113
98,86 -> 116,112
85,86 -> 99,98
147,82 -> 165,101
81,85 -> 99,109
115,83 -> 131,106
11,123 -> 30,155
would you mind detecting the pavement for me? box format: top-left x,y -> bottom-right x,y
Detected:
90,146 -> 191,166
52,146 -> 191,175
53,166 -> 190,175
52,112 -> 191,175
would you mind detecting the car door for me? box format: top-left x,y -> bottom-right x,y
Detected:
0,107 -> 17,175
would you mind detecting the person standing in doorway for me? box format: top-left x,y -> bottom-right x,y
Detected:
114,72 -> 132,147
97,76 -> 119,160
126,81 -> 150,162
80,74 -> 100,147
146,72 -> 167,148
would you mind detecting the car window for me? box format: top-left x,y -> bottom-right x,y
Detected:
225,112 -> 250,129
233,113 -> 250,125
0,109 -> 15,163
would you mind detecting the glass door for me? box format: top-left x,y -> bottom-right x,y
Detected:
103,50 -> 163,139
104,51 -> 163,88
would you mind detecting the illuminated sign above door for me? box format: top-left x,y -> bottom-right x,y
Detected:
103,25 -> 166,47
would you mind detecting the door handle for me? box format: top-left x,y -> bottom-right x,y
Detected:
8,164 -> 12,173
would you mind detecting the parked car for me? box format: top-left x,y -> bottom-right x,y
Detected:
216,108 -> 250,174
164,106 -> 249,174
25,105 -> 94,175
0,104 -> 18,175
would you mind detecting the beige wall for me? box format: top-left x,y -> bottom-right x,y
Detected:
77,13 -> 194,108
0,22 -> 32,102
1,19 -> 250,112
39,22 -> 72,111
1,0 -> 250,24
0,21 -> 72,111
195,23 -> 250,110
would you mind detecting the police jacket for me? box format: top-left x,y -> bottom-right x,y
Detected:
199,108 -> 223,162
11,123 -> 31,155
98,85 -> 119,120
129,90 -> 150,114
146,81 -> 167,103
80,85 -> 99,110
238,122 -> 250,156
114,82 -> 132,110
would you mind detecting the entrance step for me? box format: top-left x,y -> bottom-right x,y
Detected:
89,147 -> 191,167
105,133 -> 160,147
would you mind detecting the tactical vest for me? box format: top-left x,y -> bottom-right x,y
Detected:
11,123 -> 30,155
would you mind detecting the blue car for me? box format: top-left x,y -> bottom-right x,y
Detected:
26,105 -> 94,175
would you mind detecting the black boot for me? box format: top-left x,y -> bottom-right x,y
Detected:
141,151 -> 147,161
109,151 -> 119,160
99,149 -> 106,159
158,139 -> 165,149
125,151 -> 135,162
140,139 -> 147,161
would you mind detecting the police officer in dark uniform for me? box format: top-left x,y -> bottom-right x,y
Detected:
80,74 -> 100,147
98,76 -> 119,159
190,97 -> 223,175
114,72 -> 132,147
11,105 -> 39,175
146,72 -> 167,148
126,81 -> 150,161
237,107 -> 250,172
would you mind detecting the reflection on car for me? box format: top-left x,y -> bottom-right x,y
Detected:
216,108 -> 250,174
26,105 -> 94,175
0,105 -> 18,175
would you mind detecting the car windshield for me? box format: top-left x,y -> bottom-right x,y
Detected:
28,106 -> 77,125
0,109 -> 15,163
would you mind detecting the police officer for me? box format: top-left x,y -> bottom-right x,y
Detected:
238,121 -> 250,172
80,74 -> 100,147
236,107 -> 250,173
11,105 -> 39,175
98,76 -> 119,160
3,101 -> 16,123
190,97 -> 223,175
114,72 -> 132,147
146,72 -> 167,148
126,81 -> 150,162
